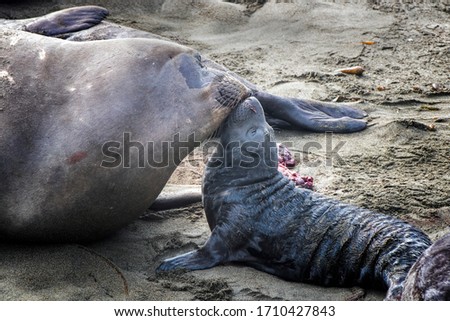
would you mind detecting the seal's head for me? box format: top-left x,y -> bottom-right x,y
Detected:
165,48 -> 251,139
216,96 -> 278,171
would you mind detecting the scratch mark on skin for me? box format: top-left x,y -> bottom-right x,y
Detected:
0,70 -> 15,84
66,151 -> 88,165
38,49 -> 46,60
9,34 -> 20,46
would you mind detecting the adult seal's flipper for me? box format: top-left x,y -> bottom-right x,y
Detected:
255,92 -> 368,133
149,185 -> 202,211
24,6 -> 109,36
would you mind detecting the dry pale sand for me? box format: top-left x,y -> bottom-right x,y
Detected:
0,0 -> 449,300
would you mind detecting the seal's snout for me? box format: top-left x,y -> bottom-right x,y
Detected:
214,74 -> 250,109
217,96 -> 269,145
231,101 -> 254,123
231,97 -> 261,123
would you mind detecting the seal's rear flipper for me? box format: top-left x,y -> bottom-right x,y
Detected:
255,91 -> 368,133
149,185 -> 202,211
24,6 -> 109,37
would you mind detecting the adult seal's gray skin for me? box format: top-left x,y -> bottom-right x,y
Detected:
0,27 -> 250,242
157,97 -> 432,300
1,6 -> 368,133
401,233 -> 450,301
0,7 -> 366,242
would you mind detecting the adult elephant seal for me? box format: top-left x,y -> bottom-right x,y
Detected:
157,97 -> 432,300
0,27 -> 250,242
401,232 -> 450,301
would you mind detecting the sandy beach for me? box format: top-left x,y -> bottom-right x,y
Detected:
0,0 -> 449,300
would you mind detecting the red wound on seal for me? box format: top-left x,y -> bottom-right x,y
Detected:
277,144 -> 314,190
66,151 -> 88,165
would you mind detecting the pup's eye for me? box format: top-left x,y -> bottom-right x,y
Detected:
248,127 -> 258,136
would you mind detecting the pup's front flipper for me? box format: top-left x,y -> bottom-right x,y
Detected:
157,248 -> 222,272
156,229 -> 233,271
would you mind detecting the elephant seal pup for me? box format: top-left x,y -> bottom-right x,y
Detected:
0,28 -> 249,242
157,97 -> 432,300
1,5 -> 368,133
401,232 -> 450,301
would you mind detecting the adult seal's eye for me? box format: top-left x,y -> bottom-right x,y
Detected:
194,53 -> 204,67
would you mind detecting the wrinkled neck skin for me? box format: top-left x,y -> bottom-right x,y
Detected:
202,132 -> 284,230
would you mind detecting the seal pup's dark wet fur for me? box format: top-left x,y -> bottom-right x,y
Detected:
158,97 -> 432,300
402,232 -> 450,301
